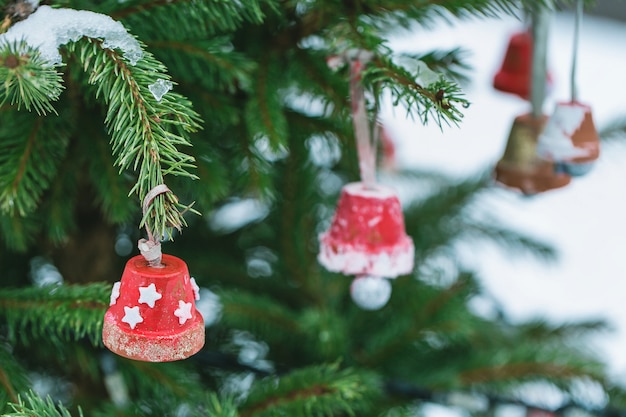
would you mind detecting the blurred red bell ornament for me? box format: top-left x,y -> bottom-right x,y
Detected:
493,31 -> 552,100
318,182 -> 414,278
103,254 -> 205,362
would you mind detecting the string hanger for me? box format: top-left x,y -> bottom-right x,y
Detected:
138,184 -> 172,268
329,48 -> 379,188
570,0 -> 583,102
530,3 -> 550,118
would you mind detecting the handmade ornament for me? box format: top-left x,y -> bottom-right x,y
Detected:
318,49 -> 414,310
495,113 -> 570,194
535,0 -> 599,176
318,182 -> 414,277
494,7 -> 570,194
536,101 -> 599,176
493,31 -> 533,99
493,30 -> 552,100
103,185 -> 204,361
103,254 -> 204,362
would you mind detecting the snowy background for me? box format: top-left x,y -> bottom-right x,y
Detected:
382,10 -> 626,382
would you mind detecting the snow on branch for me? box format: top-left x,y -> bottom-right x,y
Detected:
0,5 -> 143,67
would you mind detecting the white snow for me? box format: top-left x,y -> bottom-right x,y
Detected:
148,79 -> 173,102
0,5 -> 143,66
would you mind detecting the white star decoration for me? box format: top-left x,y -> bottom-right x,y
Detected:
138,283 -> 162,308
174,300 -> 193,325
109,281 -> 121,306
190,277 -> 200,301
121,306 -> 143,329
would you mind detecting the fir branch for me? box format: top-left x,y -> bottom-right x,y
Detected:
0,209 -> 39,251
219,290 -> 303,344
0,109 -> 71,216
112,0 -> 268,39
119,359 -> 203,399
0,41 -> 64,115
148,37 -> 255,92
458,361 -> 603,385
86,125 -> 135,224
201,392 -> 239,417
364,55 -> 469,127
0,282 -> 109,346
359,276 -> 476,366
0,343 -> 29,410
461,220 -> 557,261
65,37 -> 201,240
403,48 -> 472,83
240,364 -> 380,417
5,391 -> 83,417
245,53 -> 288,152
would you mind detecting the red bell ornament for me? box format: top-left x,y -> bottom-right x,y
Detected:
536,101 -> 599,176
318,182 -> 414,278
495,113 -> 571,195
493,31 -> 552,100
103,254 -> 205,362
493,31 -> 533,99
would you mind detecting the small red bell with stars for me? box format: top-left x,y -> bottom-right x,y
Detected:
102,254 -> 204,362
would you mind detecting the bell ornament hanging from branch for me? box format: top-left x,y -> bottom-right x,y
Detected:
493,30 -> 553,100
494,5 -> 570,195
494,113 -> 571,194
103,185 -> 204,362
536,101 -> 599,176
318,182 -> 414,278
318,49 -> 414,310
536,0 -> 599,177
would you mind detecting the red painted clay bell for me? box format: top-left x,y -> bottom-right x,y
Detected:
493,31 -> 533,98
494,113 -> 571,195
318,182 -> 414,278
103,254 -> 205,362
493,31 -> 553,100
536,101 -> 600,176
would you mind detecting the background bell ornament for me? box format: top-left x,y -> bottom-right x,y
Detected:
103,254 -> 205,362
318,182 -> 414,278
495,113 -> 571,195
493,30 -> 553,100
536,101 -> 599,176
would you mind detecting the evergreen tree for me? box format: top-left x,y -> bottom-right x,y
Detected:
0,0 -> 622,416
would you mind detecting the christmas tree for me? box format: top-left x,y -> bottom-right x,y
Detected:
0,0 -> 623,416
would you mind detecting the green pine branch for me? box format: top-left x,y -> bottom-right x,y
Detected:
0,282 -> 109,346
66,37 -> 202,240
240,364 -> 380,417
0,343 -> 29,413
0,108 -> 71,216
5,391 -> 83,417
111,0 -> 269,37
0,41 -> 64,115
364,54 -> 469,127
